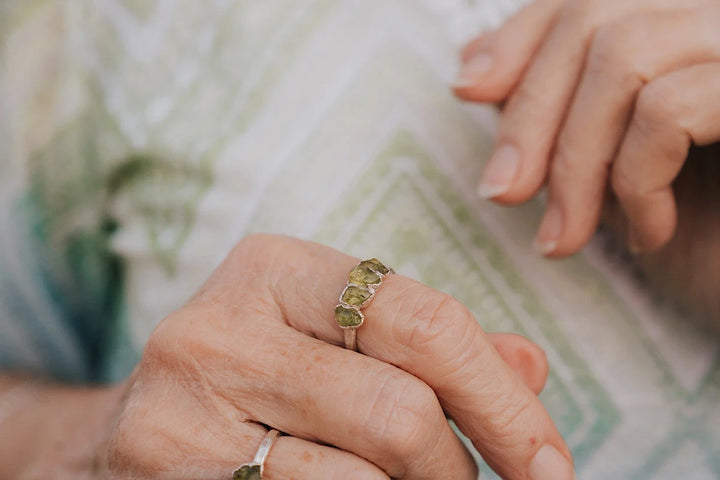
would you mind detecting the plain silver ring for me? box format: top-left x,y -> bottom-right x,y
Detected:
232,429 -> 281,479
344,328 -> 357,351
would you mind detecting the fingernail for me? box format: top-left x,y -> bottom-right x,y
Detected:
533,203 -> 563,256
453,52 -> 493,88
477,144 -> 519,199
529,445 -> 575,480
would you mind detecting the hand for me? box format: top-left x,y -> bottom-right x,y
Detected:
454,0 -> 720,255
106,234 -> 573,480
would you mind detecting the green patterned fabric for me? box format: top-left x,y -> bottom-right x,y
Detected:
1,1 -> 719,478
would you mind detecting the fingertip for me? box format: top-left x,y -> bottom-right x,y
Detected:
453,38 -> 521,103
533,203 -> 563,257
628,223 -> 676,255
620,190 -> 679,255
476,143 -> 550,206
452,72 -> 519,104
529,444 -> 576,480
533,199 -> 603,258
487,333 -> 549,395
452,53 -> 494,89
460,33 -> 487,63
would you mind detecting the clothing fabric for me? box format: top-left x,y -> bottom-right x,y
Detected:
1,1 -> 719,478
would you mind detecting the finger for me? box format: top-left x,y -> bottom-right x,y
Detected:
226,323 -> 477,479
487,332 -> 549,395
238,235 -> 575,480
107,376 -> 389,479
611,62 -> 720,252
478,0 -> 701,205
453,0 -> 565,103
263,435 -> 390,480
460,33 -> 486,63
536,6 -> 720,256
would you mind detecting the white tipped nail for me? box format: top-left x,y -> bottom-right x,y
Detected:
452,53 -> 493,88
477,182 -> 509,199
476,144 -> 519,200
533,204 -> 563,256
533,238 -> 558,256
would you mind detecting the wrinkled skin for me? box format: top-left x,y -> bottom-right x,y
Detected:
104,234 -> 568,480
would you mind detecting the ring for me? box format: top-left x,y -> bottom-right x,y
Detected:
335,258 -> 394,351
232,429 -> 281,480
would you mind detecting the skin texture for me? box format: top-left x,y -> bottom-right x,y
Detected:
454,0 -> 720,257
0,234 -> 563,480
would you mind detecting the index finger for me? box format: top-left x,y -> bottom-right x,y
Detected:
254,235 -> 575,480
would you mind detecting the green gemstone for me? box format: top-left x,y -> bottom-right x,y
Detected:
361,258 -> 391,275
335,305 -> 364,328
341,285 -> 373,307
233,464 -> 261,480
348,264 -> 382,286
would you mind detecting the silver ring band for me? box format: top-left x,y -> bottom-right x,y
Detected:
344,328 -> 357,351
232,429 -> 281,479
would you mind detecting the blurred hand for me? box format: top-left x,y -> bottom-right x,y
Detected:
454,0 -> 720,255
106,234 -> 572,480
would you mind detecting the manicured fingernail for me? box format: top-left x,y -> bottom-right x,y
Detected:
533,203 -> 563,255
529,445 -> 575,480
453,52 -> 493,88
477,144 -> 519,199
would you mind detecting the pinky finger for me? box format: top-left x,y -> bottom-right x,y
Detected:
611,63 -> 720,253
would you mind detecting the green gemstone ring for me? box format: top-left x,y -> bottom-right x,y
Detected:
232,429 -> 281,480
335,258 -> 394,351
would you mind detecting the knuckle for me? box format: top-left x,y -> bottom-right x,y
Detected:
228,233 -> 281,271
141,306 -> 220,374
397,287 -> 475,355
107,405 -> 173,478
230,233 -> 273,258
636,78 -> 682,126
482,388 -> 536,444
142,311 -> 193,369
507,80 -> 551,117
142,325 -> 183,372
611,165 -> 639,200
559,0 -> 601,32
586,19 -> 645,84
225,233 -> 307,299
552,135 -> 585,181
363,370 -> 440,460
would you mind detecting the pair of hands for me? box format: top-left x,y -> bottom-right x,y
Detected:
455,0 -> 720,256
108,1 -> 720,479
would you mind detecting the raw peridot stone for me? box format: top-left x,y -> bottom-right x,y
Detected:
348,264 -> 382,286
233,464 -> 261,480
341,285 -> 373,307
335,305 -> 364,328
362,258 -> 391,275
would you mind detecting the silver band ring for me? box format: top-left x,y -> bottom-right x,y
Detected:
334,258 -> 394,351
232,429 -> 281,480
